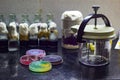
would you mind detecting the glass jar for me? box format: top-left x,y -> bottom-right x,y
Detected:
77,6 -> 115,66
79,39 -> 112,67
61,11 -> 83,49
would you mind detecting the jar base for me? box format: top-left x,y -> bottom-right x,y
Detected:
79,55 -> 109,67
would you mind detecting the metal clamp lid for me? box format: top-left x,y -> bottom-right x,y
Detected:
77,5 -> 111,43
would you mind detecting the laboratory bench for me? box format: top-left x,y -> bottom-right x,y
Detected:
0,39 -> 120,80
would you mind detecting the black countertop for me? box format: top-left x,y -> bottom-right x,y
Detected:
0,39 -> 120,80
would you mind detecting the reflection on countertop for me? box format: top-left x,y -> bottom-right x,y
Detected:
0,39 -> 119,80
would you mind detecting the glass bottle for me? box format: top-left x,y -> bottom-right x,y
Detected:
47,13 -> 58,49
0,14 -> 4,22
0,14 -> 8,52
34,14 -> 42,23
33,13 -> 42,30
29,14 -> 40,48
0,14 -> 7,38
8,14 -> 19,51
8,14 -> 19,32
19,14 -> 29,48
46,12 -> 54,28
21,14 -> 30,24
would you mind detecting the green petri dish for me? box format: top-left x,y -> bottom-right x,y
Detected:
29,60 -> 52,72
